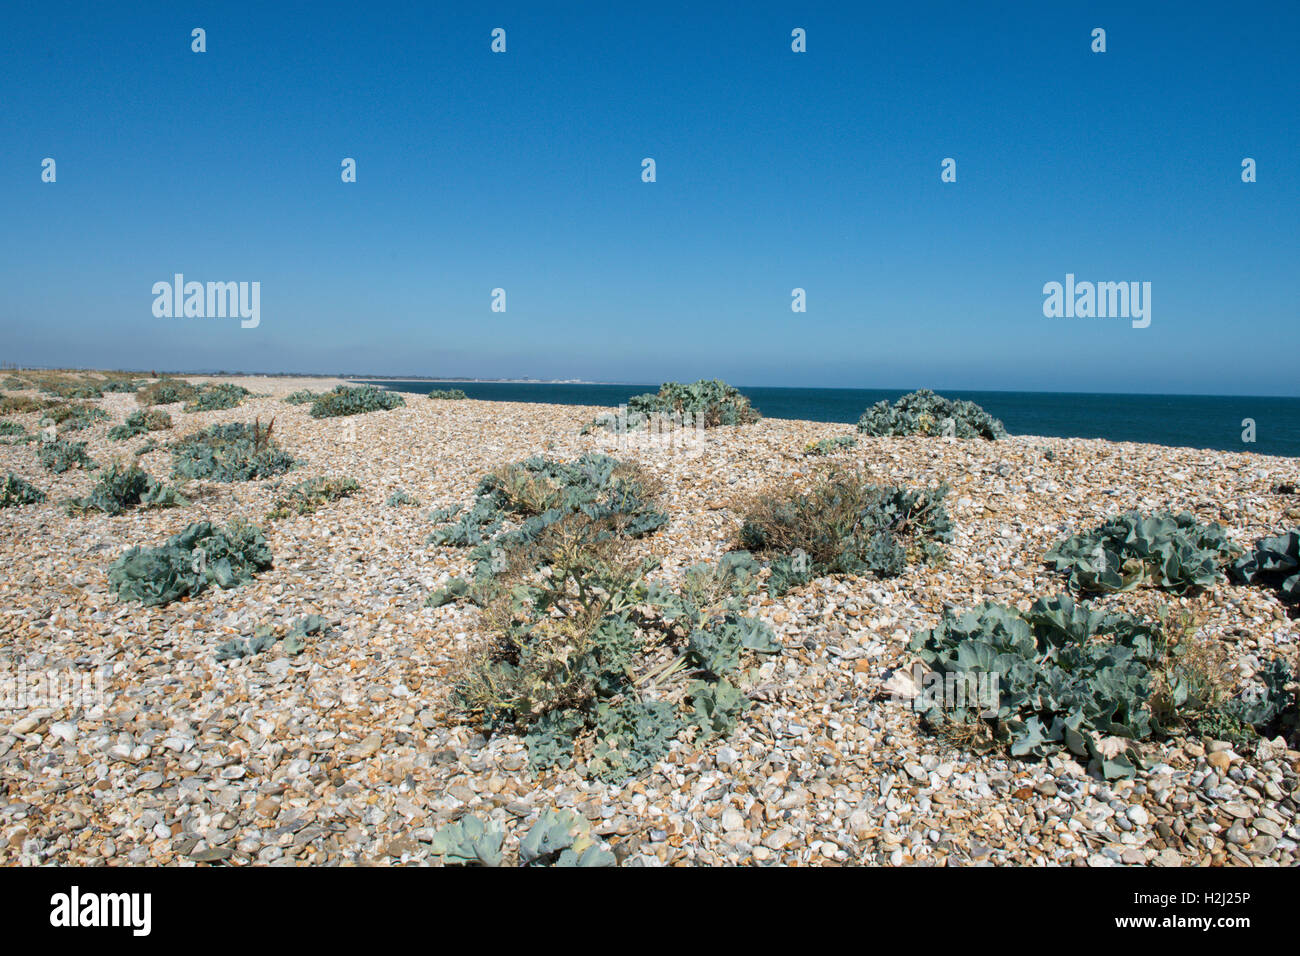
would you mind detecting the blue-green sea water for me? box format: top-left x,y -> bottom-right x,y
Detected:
355,382 -> 1300,458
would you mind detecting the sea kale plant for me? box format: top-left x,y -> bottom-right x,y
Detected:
283,389 -> 319,405
427,389 -> 467,400
427,808 -> 615,867
136,380 -> 199,407
216,614 -> 329,661
107,408 -> 172,441
1229,530 -> 1300,608
804,435 -> 857,456
910,594 -> 1299,774
427,453 -> 668,591
267,475 -> 360,519
308,384 -> 405,418
47,402 -> 110,433
108,519 -> 273,607
183,382 -> 250,412
1045,511 -> 1240,594
451,518 -> 778,784
738,471 -> 953,595
37,439 -> 97,473
436,454 -> 778,783
0,473 -> 46,508
857,389 -> 1008,440
170,419 -> 297,482
583,379 -> 760,434
64,461 -> 188,516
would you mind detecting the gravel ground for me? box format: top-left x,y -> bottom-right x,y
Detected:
1,375 -> 1298,866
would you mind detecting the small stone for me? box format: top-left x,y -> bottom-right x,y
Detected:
10,716 -> 39,736
763,828 -> 794,850
1206,751 -> 1232,772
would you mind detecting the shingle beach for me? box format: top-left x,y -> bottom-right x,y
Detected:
2,375 -> 1298,866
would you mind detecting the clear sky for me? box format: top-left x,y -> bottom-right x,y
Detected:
2,1 -> 1297,394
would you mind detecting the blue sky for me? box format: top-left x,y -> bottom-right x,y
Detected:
2,1 -> 1297,394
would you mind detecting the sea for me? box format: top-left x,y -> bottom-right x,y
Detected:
353,382 -> 1300,459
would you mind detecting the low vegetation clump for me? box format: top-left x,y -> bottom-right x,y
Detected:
427,453 -> 667,570
909,595 -> 1298,775
308,384 -> 405,418
432,454 -> 778,783
0,421 -> 26,437
107,519 -> 273,607
282,389 -> 319,405
107,409 -> 172,441
267,475 -> 360,519
1045,511 -> 1240,594
170,420 -> 297,482
737,471 -> 953,594
39,379 -> 103,400
857,389 -> 1008,440
100,378 -> 142,393
37,439 -> 97,473
428,808 -> 615,867
387,489 -> 419,507
183,382 -> 250,412
136,379 -> 199,406
584,379 -> 760,434
0,394 -> 57,415
216,615 -> 329,661
64,461 -> 188,516
46,402 -> 109,432
1229,530 -> 1299,607
804,435 -> 857,456
1,473 -> 46,508
427,388 -> 467,400
451,515 -> 778,784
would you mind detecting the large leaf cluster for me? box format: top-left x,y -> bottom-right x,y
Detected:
170,422 -> 298,482
1046,511 -> 1239,594
910,594 -> 1169,777
857,389 -> 1008,440
308,384 -> 405,418
107,519 -> 272,607
1229,530 -> 1300,606
427,808 -> 615,867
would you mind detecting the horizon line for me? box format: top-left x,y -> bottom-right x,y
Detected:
5,364 -> 1299,400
